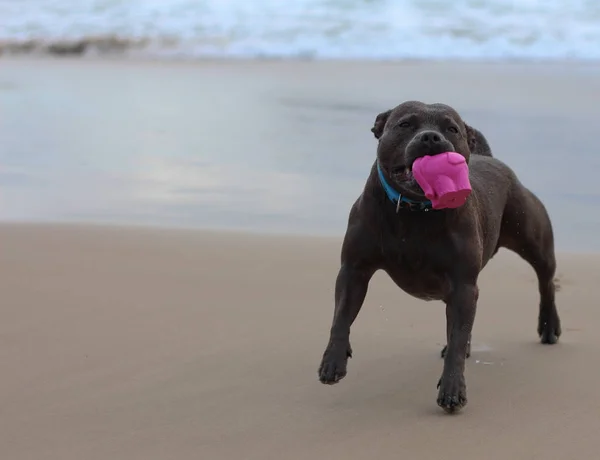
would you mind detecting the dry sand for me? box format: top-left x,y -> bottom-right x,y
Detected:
2,223 -> 600,459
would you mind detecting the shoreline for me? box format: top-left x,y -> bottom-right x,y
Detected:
2,39 -> 600,64
0,221 -> 343,244
2,221 -> 599,256
4,53 -> 600,66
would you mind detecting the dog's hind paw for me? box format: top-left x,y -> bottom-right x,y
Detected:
318,342 -> 352,385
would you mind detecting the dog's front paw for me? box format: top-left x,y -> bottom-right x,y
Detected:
436,374 -> 467,413
538,314 -> 562,345
318,341 -> 352,385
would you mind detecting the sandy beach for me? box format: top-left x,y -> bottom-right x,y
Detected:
1,223 -> 600,459
2,56 -> 600,458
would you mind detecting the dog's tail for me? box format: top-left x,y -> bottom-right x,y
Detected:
469,126 -> 493,157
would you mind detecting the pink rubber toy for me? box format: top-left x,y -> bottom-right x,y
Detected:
412,152 -> 472,209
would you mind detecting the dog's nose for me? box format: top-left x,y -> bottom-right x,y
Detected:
419,131 -> 443,147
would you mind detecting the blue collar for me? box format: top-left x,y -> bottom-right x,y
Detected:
376,161 -> 434,212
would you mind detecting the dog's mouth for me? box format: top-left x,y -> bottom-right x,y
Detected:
391,165 -> 414,183
388,162 -> 426,199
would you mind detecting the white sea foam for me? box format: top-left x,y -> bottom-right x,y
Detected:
1,0 -> 600,60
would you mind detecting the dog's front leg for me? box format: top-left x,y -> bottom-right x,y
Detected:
437,282 -> 479,413
318,264 -> 373,384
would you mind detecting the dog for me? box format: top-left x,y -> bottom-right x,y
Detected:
317,100 -> 561,413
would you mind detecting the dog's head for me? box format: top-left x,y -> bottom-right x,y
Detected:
371,101 -> 478,198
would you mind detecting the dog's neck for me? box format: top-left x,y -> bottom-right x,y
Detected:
376,161 -> 435,213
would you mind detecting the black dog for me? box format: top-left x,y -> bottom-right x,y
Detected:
317,101 -> 561,413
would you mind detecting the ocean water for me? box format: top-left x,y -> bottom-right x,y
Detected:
1,0 -> 600,60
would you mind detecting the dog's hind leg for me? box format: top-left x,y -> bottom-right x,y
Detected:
519,239 -> 561,344
500,189 -> 562,344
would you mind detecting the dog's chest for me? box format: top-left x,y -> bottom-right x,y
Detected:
381,236 -> 452,301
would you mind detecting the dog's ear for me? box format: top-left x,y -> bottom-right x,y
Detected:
465,123 -> 493,157
465,123 -> 477,152
371,109 -> 392,139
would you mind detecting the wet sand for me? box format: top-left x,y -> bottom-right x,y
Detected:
1,223 -> 600,459
2,58 -> 600,249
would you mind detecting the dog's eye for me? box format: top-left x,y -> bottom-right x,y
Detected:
447,126 -> 459,134
398,121 -> 410,128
